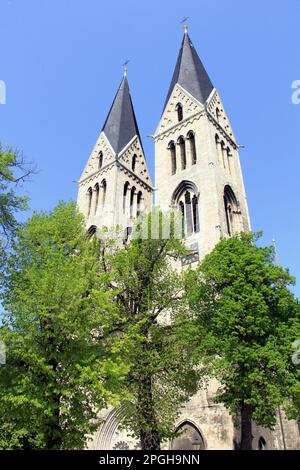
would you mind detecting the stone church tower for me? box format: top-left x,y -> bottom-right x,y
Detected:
77,71 -> 153,236
154,26 -> 250,262
78,27 -> 300,450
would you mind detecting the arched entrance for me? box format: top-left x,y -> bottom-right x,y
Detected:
171,421 -> 206,450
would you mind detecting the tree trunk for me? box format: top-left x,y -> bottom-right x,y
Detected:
141,430 -> 161,450
240,402 -> 253,450
138,374 -> 161,451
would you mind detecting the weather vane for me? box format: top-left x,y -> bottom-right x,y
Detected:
180,17 -> 189,33
123,59 -> 130,76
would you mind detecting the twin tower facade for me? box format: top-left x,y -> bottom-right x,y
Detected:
77,29 -> 298,449
77,27 -> 250,256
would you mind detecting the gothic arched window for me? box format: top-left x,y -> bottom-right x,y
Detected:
87,187 -> 93,216
221,140 -> 227,170
188,131 -> 197,165
215,134 -> 223,167
137,191 -> 142,217
172,181 -> 200,238
192,195 -> 199,233
94,183 -> 100,215
101,179 -> 107,207
179,201 -> 185,237
98,151 -> 103,170
216,107 -> 221,123
169,141 -> 177,175
176,103 -> 183,122
178,136 -> 186,170
123,181 -> 130,214
226,146 -> 232,174
185,191 -> 193,235
224,185 -> 240,236
172,421 -> 205,450
130,186 -> 136,218
87,225 -> 97,239
215,134 -> 220,149
132,154 -> 137,172
168,140 -> 177,175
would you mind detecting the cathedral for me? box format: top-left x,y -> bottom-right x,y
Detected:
77,27 -> 300,450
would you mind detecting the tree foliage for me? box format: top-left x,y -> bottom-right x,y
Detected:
0,145 -> 35,240
187,232 -> 300,449
0,201 -> 128,449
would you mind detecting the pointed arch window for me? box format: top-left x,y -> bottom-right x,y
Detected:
123,181 -> 130,214
185,191 -> 193,235
132,154 -> 137,172
215,134 -> 220,148
192,195 -> 199,232
221,140 -> 226,170
226,147 -> 232,174
130,186 -> 136,218
188,131 -> 197,165
176,103 -> 183,122
215,134 -> 222,167
224,185 -> 240,236
178,136 -> 186,170
172,421 -> 205,450
87,225 -> 97,239
179,201 -> 185,237
172,181 -> 200,238
216,107 -> 221,123
87,187 -> 93,217
98,151 -> 103,170
94,183 -> 100,215
101,179 -> 107,207
224,195 -> 232,236
137,191 -> 143,217
169,141 -> 177,175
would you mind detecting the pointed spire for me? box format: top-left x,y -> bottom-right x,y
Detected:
102,72 -> 141,154
162,30 -> 214,113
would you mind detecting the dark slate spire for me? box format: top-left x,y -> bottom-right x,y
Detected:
102,72 -> 141,154
162,28 -> 214,112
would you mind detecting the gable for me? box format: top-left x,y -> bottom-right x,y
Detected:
79,132 -> 115,182
206,90 -> 237,144
155,84 -> 205,136
118,136 -> 153,187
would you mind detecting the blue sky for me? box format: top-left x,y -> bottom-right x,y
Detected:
1,0 -> 299,295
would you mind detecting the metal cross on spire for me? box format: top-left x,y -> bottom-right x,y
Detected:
123,59 -> 130,76
180,17 -> 190,33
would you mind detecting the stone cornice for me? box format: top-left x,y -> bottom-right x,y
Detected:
78,161 -> 115,185
153,110 -> 206,142
206,111 -> 238,149
116,161 -> 154,192
78,159 -> 154,193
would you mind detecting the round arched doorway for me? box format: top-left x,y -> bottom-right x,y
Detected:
171,421 -> 206,450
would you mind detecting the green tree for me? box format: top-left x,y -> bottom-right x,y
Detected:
187,232 -> 300,450
102,212 -> 202,451
0,145 -> 34,241
0,145 -> 35,274
0,201 -> 128,449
